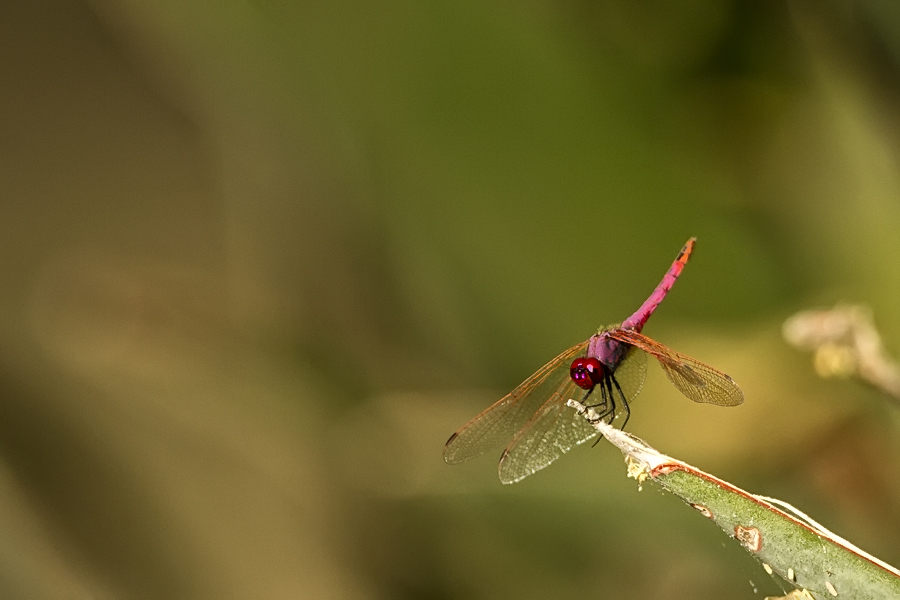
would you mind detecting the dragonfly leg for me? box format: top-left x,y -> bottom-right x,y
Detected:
580,387 -> 596,408
583,385 -> 611,415
587,388 -> 605,447
610,374 -> 630,429
590,378 -> 618,447
581,388 -> 602,423
582,383 -> 605,409
586,386 -> 606,447
602,375 -> 617,423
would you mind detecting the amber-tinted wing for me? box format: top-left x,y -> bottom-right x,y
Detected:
497,344 -> 648,484
443,341 -> 589,465
604,329 -> 744,406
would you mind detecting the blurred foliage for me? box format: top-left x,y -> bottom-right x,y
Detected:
2,0 -> 900,598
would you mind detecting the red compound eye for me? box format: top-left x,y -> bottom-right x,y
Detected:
569,357 -> 605,390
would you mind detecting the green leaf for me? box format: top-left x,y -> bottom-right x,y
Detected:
568,400 -> 900,600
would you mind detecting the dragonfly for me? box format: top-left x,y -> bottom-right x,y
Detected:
443,238 -> 743,484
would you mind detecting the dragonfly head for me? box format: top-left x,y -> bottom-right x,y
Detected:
569,357 -> 606,390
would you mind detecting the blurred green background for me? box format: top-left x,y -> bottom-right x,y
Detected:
2,0 -> 900,598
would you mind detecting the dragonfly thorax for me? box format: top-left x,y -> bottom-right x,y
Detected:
569,357 -> 607,390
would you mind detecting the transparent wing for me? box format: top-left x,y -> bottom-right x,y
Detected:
605,329 -> 744,406
496,378 -> 594,484
496,343 -> 648,484
443,341 -> 589,465
605,339 -> 648,407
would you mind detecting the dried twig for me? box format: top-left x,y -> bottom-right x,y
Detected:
783,304 -> 900,401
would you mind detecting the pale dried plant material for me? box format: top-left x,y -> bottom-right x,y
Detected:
765,590 -> 815,600
783,304 -> 900,400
